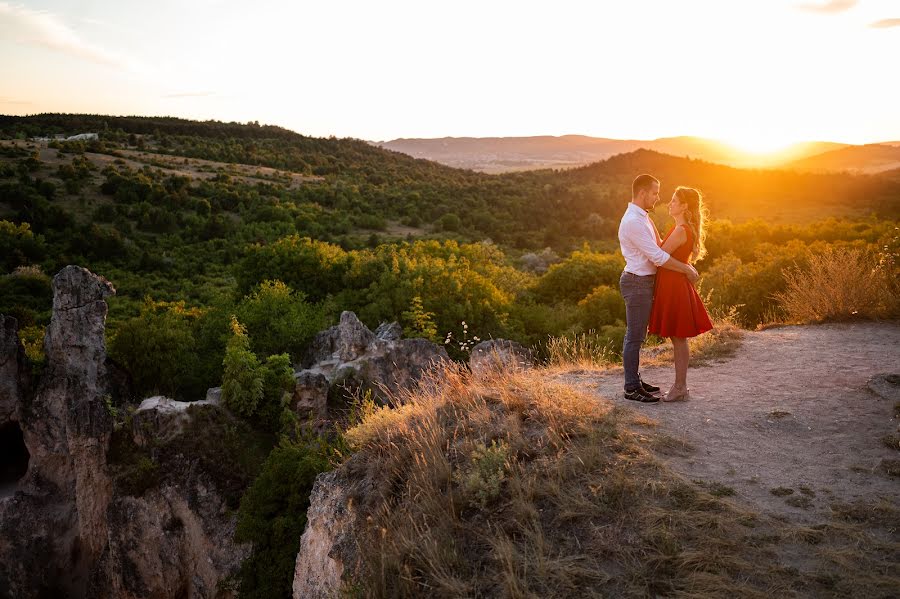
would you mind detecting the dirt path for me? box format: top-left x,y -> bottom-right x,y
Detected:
551,322 -> 900,526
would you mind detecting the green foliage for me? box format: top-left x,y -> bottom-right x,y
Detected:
234,439 -> 333,599
438,212 -> 461,231
700,241 -> 811,326
108,298 -> 209,401
400,295 -> 438,341
577,284 -> 626,330
0,219 -> 46,272
237,235 -> 350,301
532,246 -> 624,304
454,439 -> 510,509
16,324 -> 46,373
222,317 -> 265,415
235,279 -> 326,360
0,265 -> 52,327
221,316 -> 294,431
338,239 -> 527,341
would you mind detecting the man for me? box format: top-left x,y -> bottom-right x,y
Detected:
618,174 -> 699,402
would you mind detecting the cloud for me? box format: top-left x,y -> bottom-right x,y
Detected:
869,18 -> 900,28
0,2 -> 135,69
797,0 -> 857,13
162,91 -> 216,98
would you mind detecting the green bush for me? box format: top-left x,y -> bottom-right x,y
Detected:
235,279 -> 325,361
221,316 -> 294,431
532,245 -> 624,303
108,298 -> 206,401
234,440 -> 333,599
454,440 -> 509,509
577,284 -> 626,330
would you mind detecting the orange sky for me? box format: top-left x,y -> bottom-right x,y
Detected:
1,0 -> 899,146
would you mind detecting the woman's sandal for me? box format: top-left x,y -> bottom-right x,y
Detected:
662,388 -> 690,402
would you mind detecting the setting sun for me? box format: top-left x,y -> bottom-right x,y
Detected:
720,133 -> 800,156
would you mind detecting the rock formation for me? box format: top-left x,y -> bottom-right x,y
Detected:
291,469 -> 362,599
294,311 -> 451,417
0,266 -> 247,598
291,336 -> 534,596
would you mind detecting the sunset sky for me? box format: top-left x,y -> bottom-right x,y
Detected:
1,0 -> 898,149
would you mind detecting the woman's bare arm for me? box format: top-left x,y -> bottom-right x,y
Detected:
660,225 -> 687,255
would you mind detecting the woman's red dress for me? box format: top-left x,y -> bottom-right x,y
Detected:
648,225 -> 713,338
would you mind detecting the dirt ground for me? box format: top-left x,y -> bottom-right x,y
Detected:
551,322 -> 900,526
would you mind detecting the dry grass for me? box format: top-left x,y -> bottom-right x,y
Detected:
330,360 -> 899,597
641,307 -> 745,368
544,331 -> 619,371
774,246 -> 899,324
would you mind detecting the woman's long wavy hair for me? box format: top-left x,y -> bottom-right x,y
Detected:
674,186 -> 708,262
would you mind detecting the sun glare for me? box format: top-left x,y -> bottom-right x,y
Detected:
721,133 -> 800,155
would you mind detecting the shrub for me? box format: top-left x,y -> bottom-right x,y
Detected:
221,316 -> 294,431
108,298 -> 205,401
774,246 -> 897,323
532,246 -> 624,304
454,439 -> 509,508
234,439 -> 333,599
235,279 -> 326,360
577,284 -> 625,330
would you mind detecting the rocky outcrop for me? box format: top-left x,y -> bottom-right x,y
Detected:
104,464 -> 249,599
295,311 -> 450,413
469,339 -> 536,377
0,266 -> 246,599
0,265 -> 115,598
130,394 -> 221,447
291,470 -> 362,599
0,315 -> 29,424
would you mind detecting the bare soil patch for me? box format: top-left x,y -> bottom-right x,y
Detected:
551,322 -> 900,526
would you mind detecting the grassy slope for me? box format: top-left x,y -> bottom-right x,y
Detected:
337,360 -> 899,597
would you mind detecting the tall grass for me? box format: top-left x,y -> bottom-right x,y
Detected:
774,246 -> 898,323
331,360 -> 900,597
544,330 -> 619,370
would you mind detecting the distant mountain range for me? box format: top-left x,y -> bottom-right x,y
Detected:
375,135 -> 900,174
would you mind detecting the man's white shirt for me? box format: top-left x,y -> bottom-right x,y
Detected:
617,202 -> 670,276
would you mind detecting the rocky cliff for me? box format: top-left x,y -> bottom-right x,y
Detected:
0,266 -> 247,598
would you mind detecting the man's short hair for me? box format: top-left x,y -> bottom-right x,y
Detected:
632,174 -> 659,198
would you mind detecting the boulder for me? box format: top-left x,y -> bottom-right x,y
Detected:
300,311 -> 450,405
131,395 -> 222,447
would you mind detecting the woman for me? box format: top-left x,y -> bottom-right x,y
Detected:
647,186 -> 713,402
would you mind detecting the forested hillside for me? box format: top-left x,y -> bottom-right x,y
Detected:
1,113 -> 898,405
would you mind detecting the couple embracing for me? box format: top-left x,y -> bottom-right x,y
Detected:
617,174 -> 712,403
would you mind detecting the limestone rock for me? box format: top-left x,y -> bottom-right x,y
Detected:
469,339 -> 535,377
374,321 -> 402,341
292,469 -> 362,599
131,395 -> 222,447
291,370 -> 329,423
300,311 -> 449,404
1,264 -> 116,598
302,311 -> 376,366
0,265 -> 245,598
